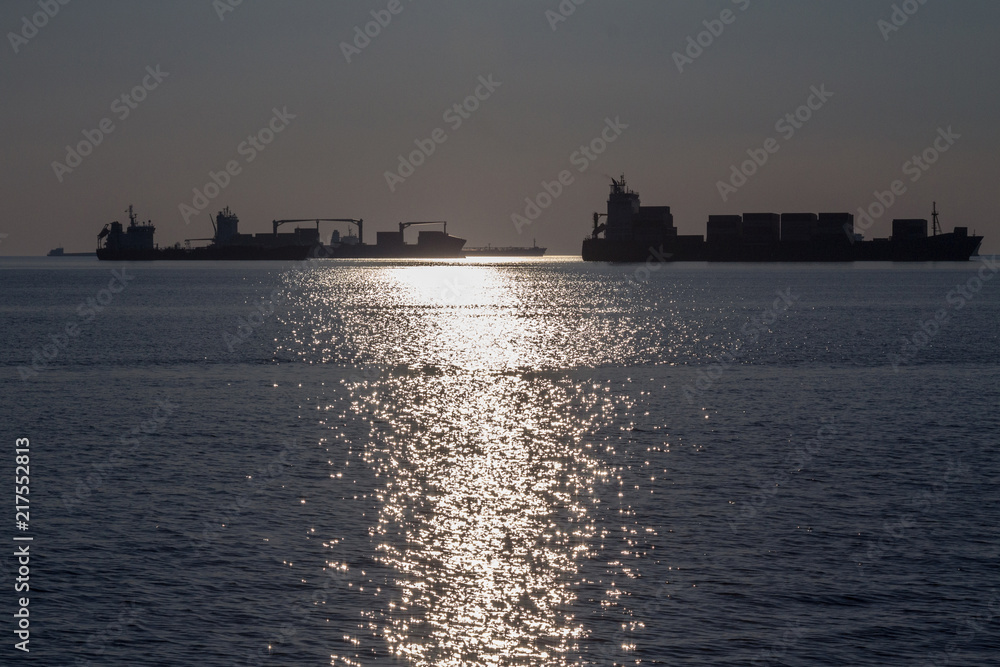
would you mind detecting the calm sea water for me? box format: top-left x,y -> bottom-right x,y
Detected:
2,256 -> 998,666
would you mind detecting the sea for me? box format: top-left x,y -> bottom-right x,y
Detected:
2,256 -> 998,666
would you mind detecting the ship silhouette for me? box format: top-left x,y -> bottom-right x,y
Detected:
97,206 -> 316,260
582,176 -> 983,262
96,208 -> 467,260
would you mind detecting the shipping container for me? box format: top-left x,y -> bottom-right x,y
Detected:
780,213 -> 817,242
741,213 -> 780,243
707,215 -> 743,244
891,218 -> 928,240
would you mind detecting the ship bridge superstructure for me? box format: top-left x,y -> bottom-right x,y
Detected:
97,205 -> 156,251
600,175 -> 677,245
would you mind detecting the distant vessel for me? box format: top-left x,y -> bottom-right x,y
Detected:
317,220 -> 466,258
582,176 -> 983,262
96,208 -> 468,261
97,206 -> 318,261
47,247 -> 94,257
463,239 -> 546,257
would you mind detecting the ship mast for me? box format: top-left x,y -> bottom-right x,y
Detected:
932,201 -> 941,236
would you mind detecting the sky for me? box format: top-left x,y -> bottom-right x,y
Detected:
2,0 -> 999,255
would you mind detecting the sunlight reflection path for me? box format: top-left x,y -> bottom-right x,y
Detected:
357,265 -> 607,666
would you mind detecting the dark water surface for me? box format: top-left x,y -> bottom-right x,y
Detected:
2,256 -> 998,666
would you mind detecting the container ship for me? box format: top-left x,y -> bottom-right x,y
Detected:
463,239 -> 546,257
96,209 -> 467,260
97,206 -> 317,260
582,176 -> 983,262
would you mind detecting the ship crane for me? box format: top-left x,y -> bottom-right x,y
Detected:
271,218 -> 364,243
592,212 -> 607,238
398,220 -> 448,238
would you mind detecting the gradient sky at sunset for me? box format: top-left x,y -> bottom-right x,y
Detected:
2,0 -> 998,255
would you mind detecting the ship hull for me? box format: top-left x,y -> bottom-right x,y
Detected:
582,238 -> 671,262
319,235 -> 467,259
463,247 -> 546,257
582,232 -> 983,262
97,244 -> 315,261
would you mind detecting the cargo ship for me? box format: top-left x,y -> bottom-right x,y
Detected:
97,206 -> 317,261
47,248 -> 95,257
463,239 -> 546,257
582,176 -> 983,262
316,219 -> 466,258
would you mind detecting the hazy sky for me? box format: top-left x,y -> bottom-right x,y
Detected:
2,0 -> 998,255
